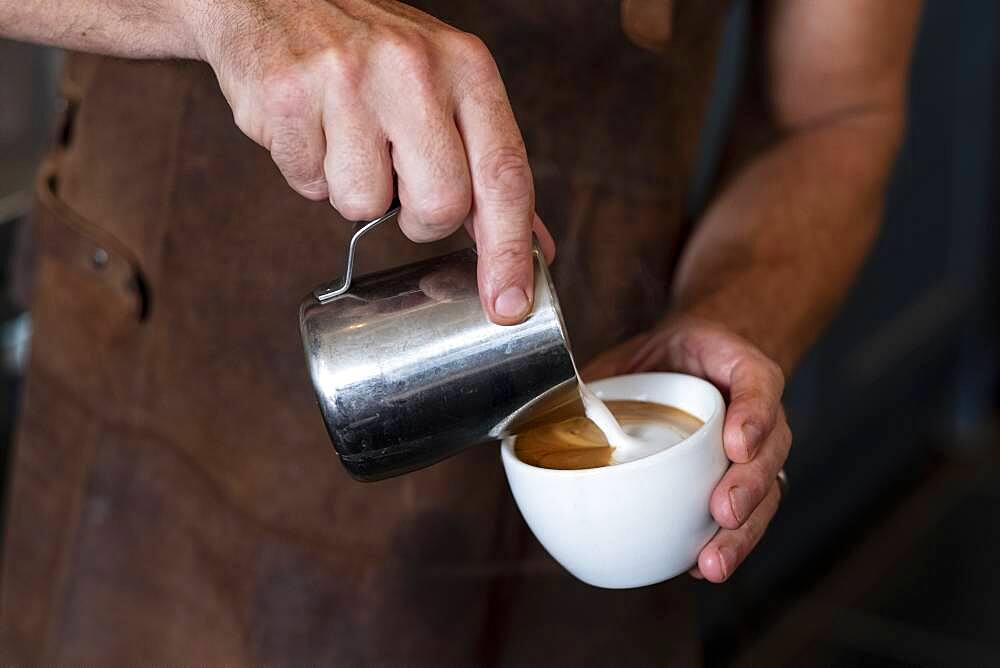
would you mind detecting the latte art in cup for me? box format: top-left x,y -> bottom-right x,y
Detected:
502,372 -> 729,588
514,399 -> 704,470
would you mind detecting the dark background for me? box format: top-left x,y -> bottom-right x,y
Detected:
1,1 -> 997,665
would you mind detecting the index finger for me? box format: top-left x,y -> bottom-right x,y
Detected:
723,355 -> 785,463
454,57 -> 536,325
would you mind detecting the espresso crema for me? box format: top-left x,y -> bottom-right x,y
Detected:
514,400 -> 704,470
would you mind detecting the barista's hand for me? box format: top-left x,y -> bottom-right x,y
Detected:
582,314 -> 790,583
193,0 -> 554,323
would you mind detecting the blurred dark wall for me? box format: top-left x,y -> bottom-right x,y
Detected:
0,41 -> 59,200
0,42 -> 57,532
698,0 -> 999,659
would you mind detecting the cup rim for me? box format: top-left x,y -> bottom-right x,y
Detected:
500,372 -> 724,478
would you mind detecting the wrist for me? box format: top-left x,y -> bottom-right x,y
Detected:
178,0 -> 244,63
661,305 -> 797,376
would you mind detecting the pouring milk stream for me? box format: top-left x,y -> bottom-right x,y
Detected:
576,373 -> 692,464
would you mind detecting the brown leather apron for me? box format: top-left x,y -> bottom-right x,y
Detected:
0,1 -> 729,663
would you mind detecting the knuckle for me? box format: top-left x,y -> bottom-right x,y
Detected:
399,209 -> 459,242
398,215 -> 446,243
320,48 -> 364,99
746,479 -> 768,507
475,146 -> 533,202
380,30 -> 435,83
262,49 -> 363,112
451,33 -> 500,89
413,192 -> 471,231
451,32 -> 494,68
764,357 -> 786,392
484,237 -> 532,271
730,384 -> 763,410
746,457 -> 774,492
334,194 -> 389,222
679,334 -> 706,368
402,219 -> 451,242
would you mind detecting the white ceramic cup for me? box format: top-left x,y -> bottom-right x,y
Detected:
501,372 -> 729,589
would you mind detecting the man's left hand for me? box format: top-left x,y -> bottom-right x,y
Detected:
582,314 -> 791,583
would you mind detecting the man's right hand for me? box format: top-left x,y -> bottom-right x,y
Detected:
192,0 -> 554,324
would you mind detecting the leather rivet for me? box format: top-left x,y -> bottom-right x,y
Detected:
92,248 -> 109,269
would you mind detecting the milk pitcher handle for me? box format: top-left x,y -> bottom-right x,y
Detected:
314,204 -> 401,304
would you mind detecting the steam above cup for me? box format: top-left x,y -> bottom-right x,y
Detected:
501,372 -> 729,589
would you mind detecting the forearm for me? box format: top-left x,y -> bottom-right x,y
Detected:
671,109 -> 905,374
0,0 -> 206,59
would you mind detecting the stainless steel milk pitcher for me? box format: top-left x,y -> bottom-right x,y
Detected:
299,207 -> 578,481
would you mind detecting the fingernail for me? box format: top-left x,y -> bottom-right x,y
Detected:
729,486 -> 752,524
718,545 -> 737,581
742,421 -> 764,459
494,286 -> 529,321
